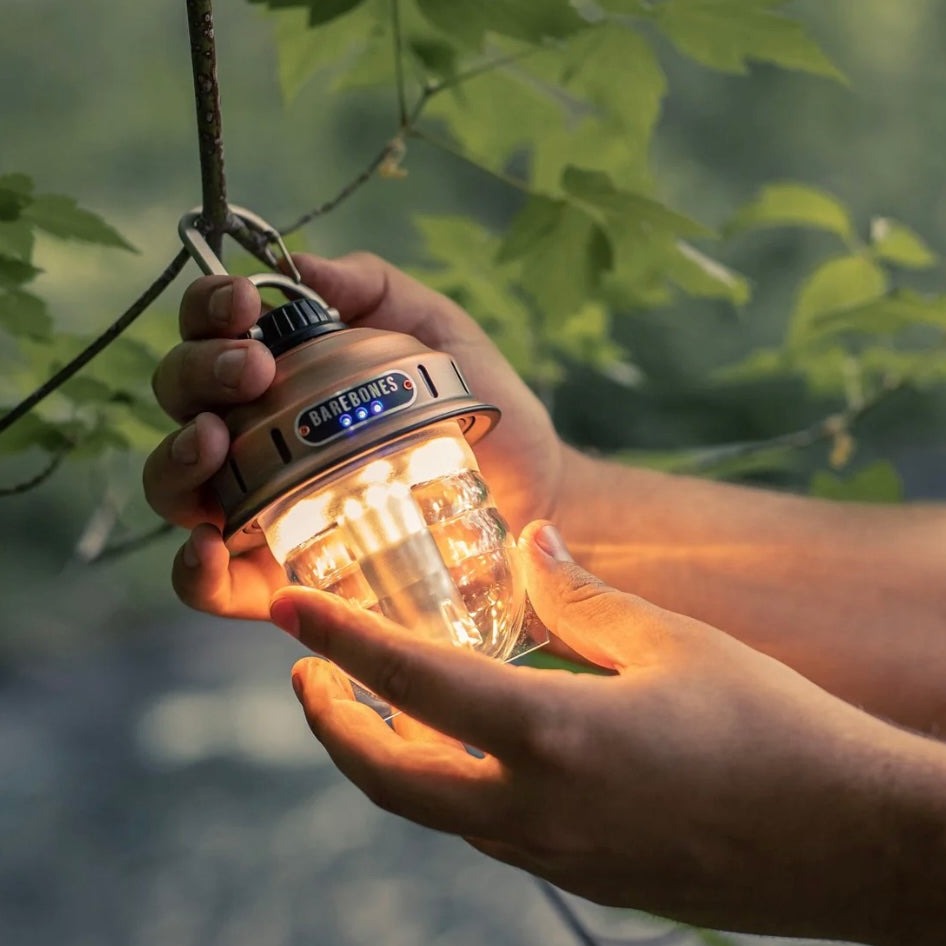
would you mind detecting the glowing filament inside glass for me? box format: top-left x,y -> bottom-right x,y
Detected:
258,421 -> 524,658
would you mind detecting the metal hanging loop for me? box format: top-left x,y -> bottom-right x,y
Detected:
177,205 -> 339,317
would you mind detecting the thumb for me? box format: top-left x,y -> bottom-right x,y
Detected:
519,521 -> 682,672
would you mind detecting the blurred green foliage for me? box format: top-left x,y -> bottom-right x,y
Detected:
2,0 -> 946,659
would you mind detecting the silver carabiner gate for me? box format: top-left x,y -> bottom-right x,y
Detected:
177,205 -> 339,319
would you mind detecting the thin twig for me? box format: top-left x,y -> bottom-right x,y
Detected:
88,521 -> 176,565
278,141 -> 402,236
632,378 -> 905,477
391,0 -> 408,126
537,882 -> 691,946
0,249 -> 190,436
426,45 -> 543,96
538,883 -> 601,946
0,447 -> 70,497
279,45 -> 538,237
186,0 -> 229,257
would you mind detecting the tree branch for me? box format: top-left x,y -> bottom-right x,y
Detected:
0,249 -> 190,436
186,0 -> 229,257
0,447 -> 71,497
625,378 -> 906,477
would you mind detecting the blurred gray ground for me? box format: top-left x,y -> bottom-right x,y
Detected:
0,609 -> 839,946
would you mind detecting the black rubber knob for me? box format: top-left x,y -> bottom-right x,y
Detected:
254,298 -> 345,356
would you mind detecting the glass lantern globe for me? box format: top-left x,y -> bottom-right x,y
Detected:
258,419 -> 525,660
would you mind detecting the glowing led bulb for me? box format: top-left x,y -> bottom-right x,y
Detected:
257,421 -> 525,660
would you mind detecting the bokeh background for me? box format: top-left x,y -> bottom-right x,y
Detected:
2,1 -> 945,944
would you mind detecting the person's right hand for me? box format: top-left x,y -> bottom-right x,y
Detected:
143,252 -> 566,620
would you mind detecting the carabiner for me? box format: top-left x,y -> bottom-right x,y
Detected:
177,205 -> 338,317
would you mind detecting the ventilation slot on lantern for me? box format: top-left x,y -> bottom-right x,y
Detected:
229,458 -> 248,493
271,428 -> 292,464
451,361 -> 470,394
417,363 -> 438,398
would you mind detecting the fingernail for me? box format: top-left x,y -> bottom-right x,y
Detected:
181,538 -> 200,568
214,347 -> 247,388
271,596 -> 300,638
209,284 -> 233,326
170,423 -> 199,465
533,523 -> 573,562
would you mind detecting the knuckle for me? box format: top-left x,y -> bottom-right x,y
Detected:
516,676 -> 585,771
558,565 -> 611,609
372,653 -> 414,709
343,250 -> 384,270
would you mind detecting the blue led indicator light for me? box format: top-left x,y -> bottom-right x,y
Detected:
355,407 -> 368,421
339,414 -> 352,428
370,400 -> 383,414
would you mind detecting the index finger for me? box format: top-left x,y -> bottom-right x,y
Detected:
270,587 -> 550,761
178,275 -> 262,340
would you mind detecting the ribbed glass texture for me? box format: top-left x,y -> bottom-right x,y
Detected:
258,421 -> 525,659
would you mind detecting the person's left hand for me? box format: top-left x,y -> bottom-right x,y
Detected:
268,522 -> 931,945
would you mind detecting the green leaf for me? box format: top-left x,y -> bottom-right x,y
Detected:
0,173 -> 33,221
665,241 -> 751,305
714,346 -> 787,383
265,0 -> 389,101
553,300 -> 640,384
615,441 -> 801,480
410,214 -> 536,377
123,397 -> 176,436
561,166 -> 710,238
870,218 -> 937,269
248,0 -> 369,26
70,422 -> 130,459
498,196 -> 613,324
497,196 -> 562,263
807,290 -> 946,341
59,376 -> 119,405
0,290 -> 51,340
0,220 -> 35,262
425,70 -> 568,177
22,195 -> 136,252
0,412 -> 72,454
810,461 -> 903,503
598,0 -> 649,13
857,347 -> 946,388
409,38 -> 460,81
81,336 -> 160,390
416,0 -> 586,48
727,182 -> 853,240
789,255 -> 887,346
536,24 -> 666,188
0,255 -> 41,290
650,0 -> 846,82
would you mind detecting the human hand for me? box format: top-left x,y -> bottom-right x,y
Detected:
143,253 -> 564,619
271,520 -> 946,946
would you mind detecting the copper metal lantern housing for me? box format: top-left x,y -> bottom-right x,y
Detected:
213,296 -> 533,667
